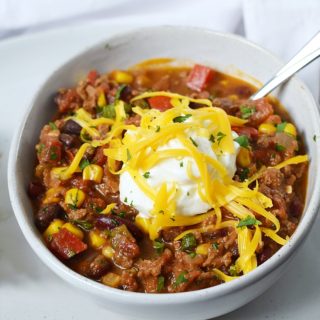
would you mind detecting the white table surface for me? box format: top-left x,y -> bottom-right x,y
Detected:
1,21 -> 320,320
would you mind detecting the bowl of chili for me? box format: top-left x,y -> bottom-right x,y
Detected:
7,26 -> 320,319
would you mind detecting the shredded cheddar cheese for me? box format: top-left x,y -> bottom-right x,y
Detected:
50,90 -> 308,282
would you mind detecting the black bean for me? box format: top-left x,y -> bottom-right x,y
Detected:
61,119 -> 82,135
35,204 -> 64,231
28,181 -> 44,199
95,215 -> 143,240
59,133 -> 79,148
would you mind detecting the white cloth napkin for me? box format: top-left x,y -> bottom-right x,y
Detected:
1,0 -> 319,100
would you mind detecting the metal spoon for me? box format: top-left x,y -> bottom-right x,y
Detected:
250,31 -> 320,101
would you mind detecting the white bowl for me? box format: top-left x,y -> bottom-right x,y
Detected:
7,26 -> 320,320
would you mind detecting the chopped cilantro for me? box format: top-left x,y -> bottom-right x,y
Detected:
37,143 -> 45,155
217,131 -> 226,145
229,265 -> 238,276
209,134 -> 215,143
79,158 -> 90,170
153,240 -> 165,254
212,242 -> 219,250
114,84 -> 127,101
155,125 -> 160,132
100,104 -> 116,119
174,271 -> 188,287
276,122 -> 287,133
49,122 -> 58,130
143,171 -> 150,179
237,215 -> 262,228
234,135 -> 249,149
157,276 -> 165,292
124,197 -> 128,203
118,212 -> 126,218
159,210 -> 164,214
187,192 -> 190,196
313,134 -> 317,142
72,220 -> 93,231
189,137 -> 198,147
180,162 -> 184,167
239,167 -> 249,182
181,233 -> 197,252
49,146 -> 58,160
275,143 -> 286,152
240,105 -> 255,119
173,114 -> 192,123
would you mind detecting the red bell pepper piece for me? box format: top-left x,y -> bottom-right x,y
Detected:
148,96 -> 172,111
232,126 -> 259,140
186,64 -> 214,92
87,70 -> 98,85
50,228 -> 87,259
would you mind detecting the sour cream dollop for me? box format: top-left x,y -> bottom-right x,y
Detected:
119,130 -> 240,218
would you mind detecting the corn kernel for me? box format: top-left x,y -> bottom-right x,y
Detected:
135,216 -> 150,234
43,219 -> 64,241
113,70 -> 133,84
284,123 -> 297,137
89,230 -> 107,248
101,272 -> 121,288
62,222 -> 84,240
237,148 -> 251,167
196,243 -> 211,255
43,187 -> 63,204
97,92 -> 107,107
65,188 -> 86,208
258,123 -> 276,135
82,164 -> 103,183
102,245 -> 115,259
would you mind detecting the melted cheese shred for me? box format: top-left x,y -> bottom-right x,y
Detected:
50,89 -> 308,282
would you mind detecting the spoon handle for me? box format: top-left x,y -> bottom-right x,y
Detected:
250,31 -> 320,101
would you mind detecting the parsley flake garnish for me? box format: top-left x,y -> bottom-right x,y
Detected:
239,167 -> 250,182
212,242 -> 219,250
181,233 -> 197,252
217,131 -> 226,145
275,143 -> 286,152
173,114 -> 192,123
153,240 -> 165,254
143,171 -> 150,179
174,271 -> 188,287
72,220 -> 93,231
237,215 -> 262,228
229,265 -> 238,276
155,125 -> 160,132
240,105 -> 255,119
49,122 -> 58,130
157,276 -> 165,292
234,135 -> 249,149
124,197 -> 128,203
209,134 -> 215,143
79,158 -> 90,170
313,134 -> 317,142
190,137 -> 198,147
276,122 -> 287,133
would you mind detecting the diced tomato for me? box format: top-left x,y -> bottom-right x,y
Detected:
40,140 -> 62,164
87,70 -> 98,85
232,126 -> 259,140
148,96 -> 172,111
186,64 -> 214,92
50,228 -> 87,259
